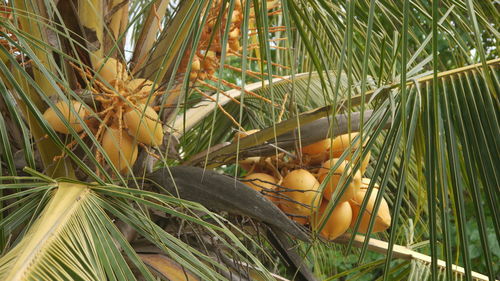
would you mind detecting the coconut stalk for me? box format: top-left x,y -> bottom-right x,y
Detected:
0,182 -> 89,280
334,234 -> 494,281
172,74 -> 311,137
183,106 -> 376,167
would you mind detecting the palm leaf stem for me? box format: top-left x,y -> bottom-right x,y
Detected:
174,59 -> 499,142
0,182 -> 89,280
335,235 -> 495,281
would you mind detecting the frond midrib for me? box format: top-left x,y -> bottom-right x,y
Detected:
2,182 -> 90,281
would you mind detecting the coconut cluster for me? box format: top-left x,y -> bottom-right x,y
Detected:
238,130 -> 392,241
42,58 -> 164,174
179,0 -> 244,81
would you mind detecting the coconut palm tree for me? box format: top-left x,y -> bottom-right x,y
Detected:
0,0 -> 498,280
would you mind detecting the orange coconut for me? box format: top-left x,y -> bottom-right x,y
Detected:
279,169 -> 322,217
243,173 -> 278,202
360,178 -> 379,189
332,133 -> 370,174
312,200 -> 352,240
318,159 -> 362,202
349,188 -> 391,233
302,133 -> 371,166
302,138 -> 332,155
330,132 -> 361,156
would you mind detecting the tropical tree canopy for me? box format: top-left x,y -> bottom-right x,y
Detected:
0,0 -> 498,280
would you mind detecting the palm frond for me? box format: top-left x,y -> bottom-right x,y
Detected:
0,181 -> 146,281
1,0 -> 498,279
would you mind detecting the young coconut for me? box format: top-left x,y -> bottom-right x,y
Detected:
102,127 -> 138,173
191,56 -> 201,72
127,78 -> 157,104
348,150 -> 370,175
279,169 -> 322,218
343,149 -> 371,176
349,188 -> 391,233
43,100 -> 87,134
332,133 -> 371,172
301,133 -> 371,167
124,104 -> 164,146
94,57 -> 128,83
318,159 -> 362,202
360,178 -> 379,189
242,173 -> 278,202
330,132 -> 361,156
301,138 -> 333,164
312,200 -> 352,241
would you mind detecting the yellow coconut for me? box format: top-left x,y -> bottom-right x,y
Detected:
279,169 -> 321,217
349,188 -> 391,233
127,78 -> 157,104
124,104 -> 163,146
312,200 -> 352,240
318,159 -> 362,202
229,28 -> 240,39
343,150 -> 371,176
94,57 -> 128,83
360,178 -> 379,189
330,132 -> 360,156
302,138 -> 332,155
302,134 -> 371,167
102,127 -> 138,173
332,132 -> 369,153
191,57 -> 201,72
43,100 -> 87,134
229,39 -> 240,53
243,173 -> 278,202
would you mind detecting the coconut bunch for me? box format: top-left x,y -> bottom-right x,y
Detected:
173,0 -> 286,129
179,0 -> 283,83
42,58 -> 164,174
237,130 -> 392,241
177,0 -> 244,82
